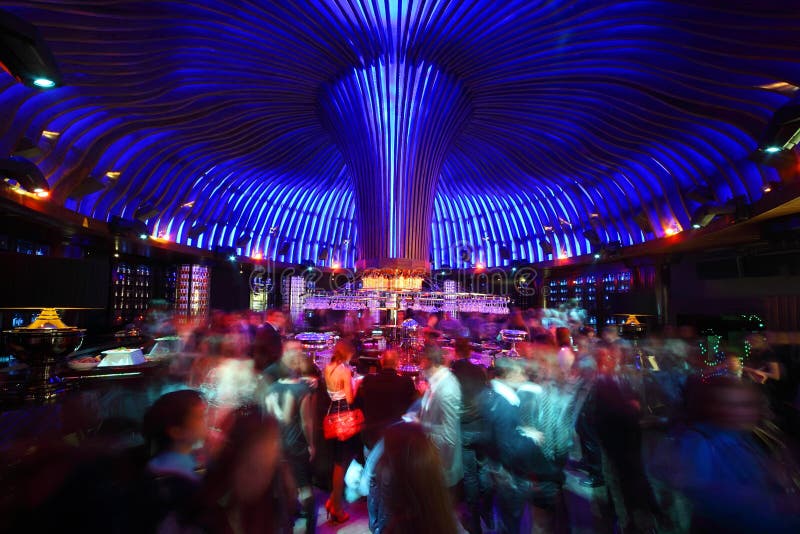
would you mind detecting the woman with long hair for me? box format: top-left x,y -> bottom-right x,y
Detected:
369,423 -> 457,534
323,340 -> 358,523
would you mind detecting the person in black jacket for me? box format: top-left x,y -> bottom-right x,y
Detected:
479,358 -> 560,534
354,349 -> 418,452
252,309 -> 285,372
450,338 -> 489,534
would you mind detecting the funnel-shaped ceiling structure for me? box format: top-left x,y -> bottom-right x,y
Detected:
0,1 -> 797,268
321,60 -> 472,269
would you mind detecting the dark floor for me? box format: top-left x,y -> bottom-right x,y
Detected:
305,466 -> 608,534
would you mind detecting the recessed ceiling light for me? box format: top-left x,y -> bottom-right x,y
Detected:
42,130 -> 60,140
763,146 -> 782,153
105,171 -> 121,179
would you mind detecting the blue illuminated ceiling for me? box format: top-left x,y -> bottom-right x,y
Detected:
1,1 -> 797,268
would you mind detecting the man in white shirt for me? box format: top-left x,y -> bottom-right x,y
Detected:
418,344 -> 463,489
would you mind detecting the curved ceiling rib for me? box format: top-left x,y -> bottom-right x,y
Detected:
0,1 -> 797,268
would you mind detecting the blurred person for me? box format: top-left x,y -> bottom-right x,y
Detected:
323,340 -> 359,523
592,347 -> 661,533
123,390 -> 209,532
654,377 -> 800,533
264,339 -> 302,384
743,333 -> 782,384
143,389 -> 208,481
252,308 -> 286,372
418,344 -> 463,490
573,333 -> 598,381
354,349 -> 417,452
505,308 -> 528,332
439,312 -> 467,339
517,357 -> 580,534
725,353 -> 744,379
422,313 -> 443,344
264,342 -> 317,533
450,337 -> 489,534
164,407 -> 295,533
478,357 -> 561,534
573,346 -> 606,488
368,423 -> 459,534
555,327 -> 575,377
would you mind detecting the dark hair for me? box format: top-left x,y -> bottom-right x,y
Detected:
142,389 -> 205,454
555,327 -> 571,347
454,337 -> 472,359
377,423 -> 457,534
493,357 -> 524,379
421,344 -> 444,366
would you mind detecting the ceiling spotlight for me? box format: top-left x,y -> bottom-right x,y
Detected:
593,253 -> 602,259
139,233 -> 149,240
543,225 -> 554,233
41,130 -> 60,140
0,9 -> 63,89
0,156 -> 49,195
105,171 -> 121,180
32,77 -> 55,88
757,101 -> 800,155
690,202 -> 737,229
228,255 -> 236,262
134,204 -> 159,221
763,185 -> 772,193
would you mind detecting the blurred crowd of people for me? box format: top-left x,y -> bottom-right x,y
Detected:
2,304 -> 800,534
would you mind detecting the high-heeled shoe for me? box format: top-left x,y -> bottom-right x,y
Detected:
325,499 -> 350,523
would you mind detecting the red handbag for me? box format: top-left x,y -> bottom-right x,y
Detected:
323,403 -> 364,441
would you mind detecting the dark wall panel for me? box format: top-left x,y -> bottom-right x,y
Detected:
210,264 -> 250,311
0,253 -> 109,308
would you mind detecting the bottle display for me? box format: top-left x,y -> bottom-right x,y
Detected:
175,264 -> 210,318
112,263 -> 153,325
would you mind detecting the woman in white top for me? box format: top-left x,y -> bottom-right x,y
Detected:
324,340 -> 357,523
